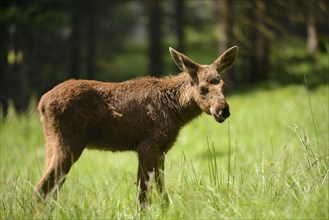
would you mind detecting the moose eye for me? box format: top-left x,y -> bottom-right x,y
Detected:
209,78 -> 220,85
199,86 -> 209,96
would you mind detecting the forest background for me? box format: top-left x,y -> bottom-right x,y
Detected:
0,0 -> 328,112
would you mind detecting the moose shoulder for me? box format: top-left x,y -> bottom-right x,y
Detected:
35,46 -> 239,209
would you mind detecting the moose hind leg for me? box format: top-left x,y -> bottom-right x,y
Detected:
35,139 -> 84,200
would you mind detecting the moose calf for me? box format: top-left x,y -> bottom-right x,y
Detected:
35,46 -> 238,209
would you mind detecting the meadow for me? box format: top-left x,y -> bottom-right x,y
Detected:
0,83 -> 328,219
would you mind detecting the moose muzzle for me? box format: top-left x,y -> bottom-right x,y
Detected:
212,103 -> 230,123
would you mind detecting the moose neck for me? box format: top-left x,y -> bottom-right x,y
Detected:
164,72 -> 203,126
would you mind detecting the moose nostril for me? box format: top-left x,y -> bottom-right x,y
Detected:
222,106 -> 230,117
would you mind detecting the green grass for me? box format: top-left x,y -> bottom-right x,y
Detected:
1,84 -> 328,219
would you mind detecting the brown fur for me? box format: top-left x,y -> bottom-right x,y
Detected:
35,46 -> 238,208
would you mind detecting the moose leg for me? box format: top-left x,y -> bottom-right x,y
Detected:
155,154 -> 165,193
136,141 -> 164,209
35,138 -> 84,200
155,153 -> 170,207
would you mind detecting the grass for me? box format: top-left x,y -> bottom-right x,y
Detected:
0,83 -> 328,219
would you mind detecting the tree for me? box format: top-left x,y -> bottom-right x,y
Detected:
217,0 -> 231,53
148,0 -> 163,77
306,1 -> 319,55
175,0 -> 185,53
217,0 -> 235,83
247,0 -> 269,82
69,2 -> 82,79
86,1 -> 97,80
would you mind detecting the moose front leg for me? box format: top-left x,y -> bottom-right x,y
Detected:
156,153 -> 170,207
156,154 -> 165,194
137,143 -> 165,210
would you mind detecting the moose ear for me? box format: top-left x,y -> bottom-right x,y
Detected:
214,46 -> 239,74
169,47 -> 199,77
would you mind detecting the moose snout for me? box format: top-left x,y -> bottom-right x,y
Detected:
212,103 -> 230,123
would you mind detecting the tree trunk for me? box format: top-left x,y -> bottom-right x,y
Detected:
148,0 -> 163,77
217,0 -> 235,83
218,0 -> 231,53
86,2 -> 96,80
306,0 -> 318,55
248,0 -> 269,83
175,0 -> 185,53
69,5 -> 81,79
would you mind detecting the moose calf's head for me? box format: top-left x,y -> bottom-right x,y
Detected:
169,46 -> 238,123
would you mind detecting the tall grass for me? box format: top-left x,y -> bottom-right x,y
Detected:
0,84 -> 328,219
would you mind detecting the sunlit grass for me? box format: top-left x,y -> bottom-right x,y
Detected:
0,84 -> 328,219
